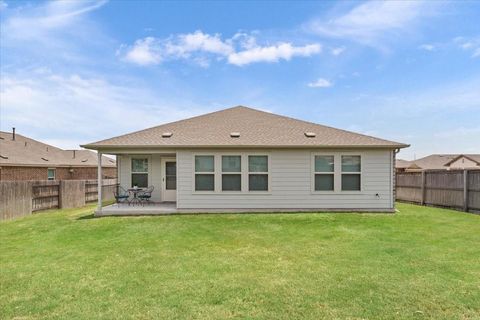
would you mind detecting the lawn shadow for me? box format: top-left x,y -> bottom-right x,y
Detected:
76,214 -> 96,220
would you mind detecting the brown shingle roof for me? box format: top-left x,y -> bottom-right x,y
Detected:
0,131 -> 116,167
395,154 -> 480,170
82,106 -> 408,149
395,159 -> 411,169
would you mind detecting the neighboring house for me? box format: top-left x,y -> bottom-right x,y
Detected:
0,130 -> 117,181
396,154 -> 480,172
82,106 -> 408,213
395,159 -> 413,173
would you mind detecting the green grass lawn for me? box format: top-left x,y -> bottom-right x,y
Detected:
1,203 -> 479,320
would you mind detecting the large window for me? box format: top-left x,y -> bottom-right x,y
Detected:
195,155 -> 215,191
222,155 -> 241,191
193,154 -> 271,193
131,158 -> 148,188
314,155 -> 334,191
47,168 -> 56,181
341,155 -> 361,191
248,155 -> 269,191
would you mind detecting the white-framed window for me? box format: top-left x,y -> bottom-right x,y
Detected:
248,155 -> 269,191
131,158 -> 148,188
341,155 -> 361,191
47,168 -> 56,180
195,155 -> 215,191
314,155 -> 334,191
221,155 -> 241,191
192,153 -> 270,193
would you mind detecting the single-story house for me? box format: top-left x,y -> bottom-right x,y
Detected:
0,129 -> 116,181
396,154 -> 480,172
82,106 -> 409,214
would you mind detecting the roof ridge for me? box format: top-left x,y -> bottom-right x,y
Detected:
81,105 -> 410,149
85,105 -> 407,147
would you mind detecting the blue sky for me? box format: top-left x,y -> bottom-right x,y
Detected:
0,0 -> 479,160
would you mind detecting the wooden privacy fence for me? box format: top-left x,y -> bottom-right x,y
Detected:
396,170 -> 480,213
1,179 -> 117,220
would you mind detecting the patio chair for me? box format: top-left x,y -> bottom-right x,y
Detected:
138,186 -> 154,205
113,186 -> 130,205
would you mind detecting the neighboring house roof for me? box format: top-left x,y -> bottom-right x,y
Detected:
395,154 -> 480,170
0,131 -> 116,167
443,154 -> 480,167
396,159 -> 411,169
82,106 -> 409,149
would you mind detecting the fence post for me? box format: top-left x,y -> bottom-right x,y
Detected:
421,171 -> 426,205
58,180 -> 64,209
463,169 -> 469,212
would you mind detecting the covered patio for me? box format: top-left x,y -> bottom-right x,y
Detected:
95,150 -> 177,216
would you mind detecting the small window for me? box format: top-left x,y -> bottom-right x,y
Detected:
195,155 -> 214,191
222,155 -> 241,191
132,158 -> 148,188
341,155 -> 361,191
47,168 -> 56,180
314,155 -> 334,191
248,155 -> 268,191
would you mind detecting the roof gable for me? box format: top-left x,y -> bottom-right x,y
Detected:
444,154 -> 480,167
399,154 -> 480,170
82,106 -> 408,149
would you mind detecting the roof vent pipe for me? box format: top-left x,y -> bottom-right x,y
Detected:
12,127 -> 15,140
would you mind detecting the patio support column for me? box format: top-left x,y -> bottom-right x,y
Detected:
97,152 -> 103,212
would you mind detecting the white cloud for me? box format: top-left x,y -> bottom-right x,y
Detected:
307,1 -> 436,48
2,0 -> 107,37
331,46 -> 345,56
0,70 -> 208,149
123,37 -> 162,66
122,30 -> 234,66
121,31 -> 321,67
232,32 -> 258,49
419,44 -> 435,51
1,0 -> 110,66
454,36 -> 480,58
167,31 -> 234,57
228,43 -> 321,66
308,78 -> 333,88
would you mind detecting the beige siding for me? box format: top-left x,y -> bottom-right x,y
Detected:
177,149 -> 394,210
150,155 -> 162,202
118,155 -> 130,191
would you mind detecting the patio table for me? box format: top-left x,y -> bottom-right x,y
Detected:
127,187 -> 144,205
